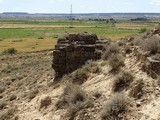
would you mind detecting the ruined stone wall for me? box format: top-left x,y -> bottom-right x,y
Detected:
52,33 -> 108,78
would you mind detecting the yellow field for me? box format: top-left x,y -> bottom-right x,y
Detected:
0,37 -> 57,52
0,21 -> 151,53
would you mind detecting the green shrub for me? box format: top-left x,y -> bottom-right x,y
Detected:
2,48 -> 17,55
101,93 -> 128,120
113,71 -> 134,92
139,28 -> 147,33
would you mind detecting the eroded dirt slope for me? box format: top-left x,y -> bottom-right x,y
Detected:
0,49 -> 160,120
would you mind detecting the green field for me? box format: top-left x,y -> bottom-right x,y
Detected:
0,20 -> 155,52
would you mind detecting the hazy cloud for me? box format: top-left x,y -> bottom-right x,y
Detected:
0,0 -> 3,4
150,0 -> 160,5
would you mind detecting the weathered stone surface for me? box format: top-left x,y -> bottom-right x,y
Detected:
52,32 -> 107,78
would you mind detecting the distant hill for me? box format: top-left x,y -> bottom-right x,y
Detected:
0,12 -> 160,18
2,12 -> 29,15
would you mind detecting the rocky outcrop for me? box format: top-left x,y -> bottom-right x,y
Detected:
132,27 -> 160,78
52,33 -> 108,78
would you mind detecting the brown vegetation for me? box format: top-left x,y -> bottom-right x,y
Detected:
56,84 -> 93,119
108,54 -> 124,72
102,43 -> 120,60
112,71 -> 134,92
101,93 -> 129,120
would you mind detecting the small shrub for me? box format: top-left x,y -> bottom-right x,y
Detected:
92,91 -> 102,99
139,28 -> 147,33
9,94 -> 17,101
28,89 -> 39,100
64,84 -> 86,105
84,60 -> 101,74
0,101 -> 7,110
124,46 -> 132,54
2,48 -> 17,55
0,86 -> 6,94
0,107 -> 17,120
39,96 -> 52,109
113,71 -> 134,92
56,84 -> 92,119
108,54 -> 124,72
157,76 -> 160,87
129,80 -> 144,99
141,36 -> 160,54
12,40 -> 23,42
102,43 -> 120,60
71,69 -> 88,84
38,37 -> 44,39
155,23 -> 160,30
101,93 -> 128,120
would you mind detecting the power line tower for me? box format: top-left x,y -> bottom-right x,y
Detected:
70,4 -> 73,27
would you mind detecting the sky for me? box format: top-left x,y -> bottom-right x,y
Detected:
0,0 -> 160,13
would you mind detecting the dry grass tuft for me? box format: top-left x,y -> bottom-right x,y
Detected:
113,71 -> 134,92
56,84 -> 93,119
101,93 -> 129,120
92,91 -> 102,99
158,76 -> 160,87
102,43 -> 120,60
83,60 -> 102,74
0,107 -> 17,120
39,96 -> 52,110
0,86 -> 6,94
0,101 -> 7,110
108,54 -> 124,72
28,89 -> 39,101
71,69 -> 88,84
129,80 -> 144,99
141,36 -> 160,54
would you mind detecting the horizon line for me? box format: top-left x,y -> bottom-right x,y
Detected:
1,12 -> 160,14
